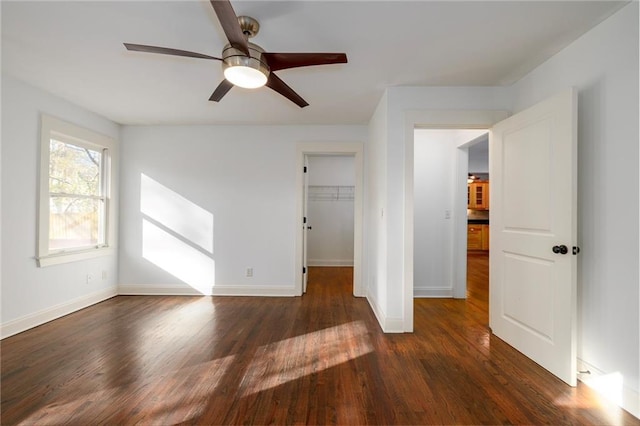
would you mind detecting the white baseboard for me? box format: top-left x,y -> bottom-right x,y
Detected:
211,285 -> 296,297
414,287 -> 453,298
308,259 -> 354,267
118,284 -> 206,296
366,290 -> 404,333
1,287 -> 117,339
118,284 -> 296,297
577,358 -> 639,419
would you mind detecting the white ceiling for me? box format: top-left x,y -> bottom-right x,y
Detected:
1,1 -> 626,126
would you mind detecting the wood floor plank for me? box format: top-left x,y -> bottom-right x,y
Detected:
1,261 -> 638,425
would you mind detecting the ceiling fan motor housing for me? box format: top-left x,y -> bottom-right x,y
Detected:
222,42 -> 270,78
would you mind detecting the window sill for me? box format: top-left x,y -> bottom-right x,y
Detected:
36,247 -> 115,267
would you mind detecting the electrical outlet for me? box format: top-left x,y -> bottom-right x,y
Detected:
246,268 -> 253,278
86,273 -> 94,284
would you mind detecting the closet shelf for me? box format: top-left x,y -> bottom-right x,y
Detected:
308,185 -> 354,201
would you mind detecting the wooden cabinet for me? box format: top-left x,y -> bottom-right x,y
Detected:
468,224 -> 490,251
467,225 -> 483,250
467,181 -> 489,210
481,225 -> 490,250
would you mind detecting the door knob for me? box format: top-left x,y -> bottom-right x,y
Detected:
552,245 -> 568,255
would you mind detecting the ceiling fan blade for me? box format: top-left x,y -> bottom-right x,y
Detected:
209,0 -> 250,56
265,73 -> 309,108
124,43 -> 222,60
262,52 -> 347,71
209,79 -> 234,102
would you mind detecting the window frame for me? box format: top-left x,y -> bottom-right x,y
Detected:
37,114 -> 116,267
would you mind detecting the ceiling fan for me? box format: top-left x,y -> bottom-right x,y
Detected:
124,0 -> 347,108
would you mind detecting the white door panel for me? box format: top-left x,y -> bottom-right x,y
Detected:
502,253 -> 555,341
502,119 -> 553,231
490,88 -> 577,386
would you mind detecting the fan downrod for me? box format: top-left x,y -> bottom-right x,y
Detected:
238,16 -> 260,38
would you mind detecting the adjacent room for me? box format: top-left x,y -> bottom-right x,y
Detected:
1,0 -> 638,424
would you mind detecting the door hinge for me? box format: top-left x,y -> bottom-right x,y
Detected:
573,246 -> 581,255
304,166 -> 307,173
303,267 -> 307,274
303,216 -> 307,224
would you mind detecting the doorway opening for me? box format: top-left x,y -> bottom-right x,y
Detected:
305,155 -> 356,295
463,133 -> 490,304
413,128 -> 489,301
295,142 -> 364,298
402,109 -> 507,332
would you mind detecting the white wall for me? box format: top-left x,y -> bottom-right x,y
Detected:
414,130 -> 455,297
1,74 -> 120,338
307,156 -> 355,266
365,92 -> 390,330
511,1 -> 639,410
118,125 -> 366,296
468,137 -> 489,173
308,155 -> 355,186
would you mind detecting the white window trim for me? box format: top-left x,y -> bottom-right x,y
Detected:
37,114 -> 117,267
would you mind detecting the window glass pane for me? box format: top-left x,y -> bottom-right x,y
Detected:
38,115 -> 114,265
49,196 -> 103,250
49,139 -> 102,196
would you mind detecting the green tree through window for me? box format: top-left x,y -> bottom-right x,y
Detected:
48,139 -> 105,250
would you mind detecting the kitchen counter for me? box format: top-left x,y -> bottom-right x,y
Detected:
468,218 -> 489,225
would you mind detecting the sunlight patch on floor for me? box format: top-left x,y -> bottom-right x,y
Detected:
553,372 -> 629,426
134,297 -> 216,359
239,321 -> 373,396
18,355 -> 235,425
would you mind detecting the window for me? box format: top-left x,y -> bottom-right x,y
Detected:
37,115 -> 116,266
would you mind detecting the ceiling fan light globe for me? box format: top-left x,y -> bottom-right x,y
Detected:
221,42 -> 270,89
224,65 -> 268,89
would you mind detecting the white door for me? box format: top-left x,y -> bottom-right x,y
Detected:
302,155 -> 310,293
490,88 -> 577,386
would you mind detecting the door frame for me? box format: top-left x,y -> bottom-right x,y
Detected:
403,110 -> 509,331
295,142 -> 364,297
302,155 -> 310,293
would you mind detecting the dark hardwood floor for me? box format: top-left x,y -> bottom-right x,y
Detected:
2,259 -> 638,425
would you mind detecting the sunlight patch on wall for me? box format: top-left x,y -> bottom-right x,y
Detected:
141,173 -> 215,294
582,371 -> 624,406
239,321 -> 373,396
143,220 -> 215,295
141,173 -> 213,253
579,370 -> 629,425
